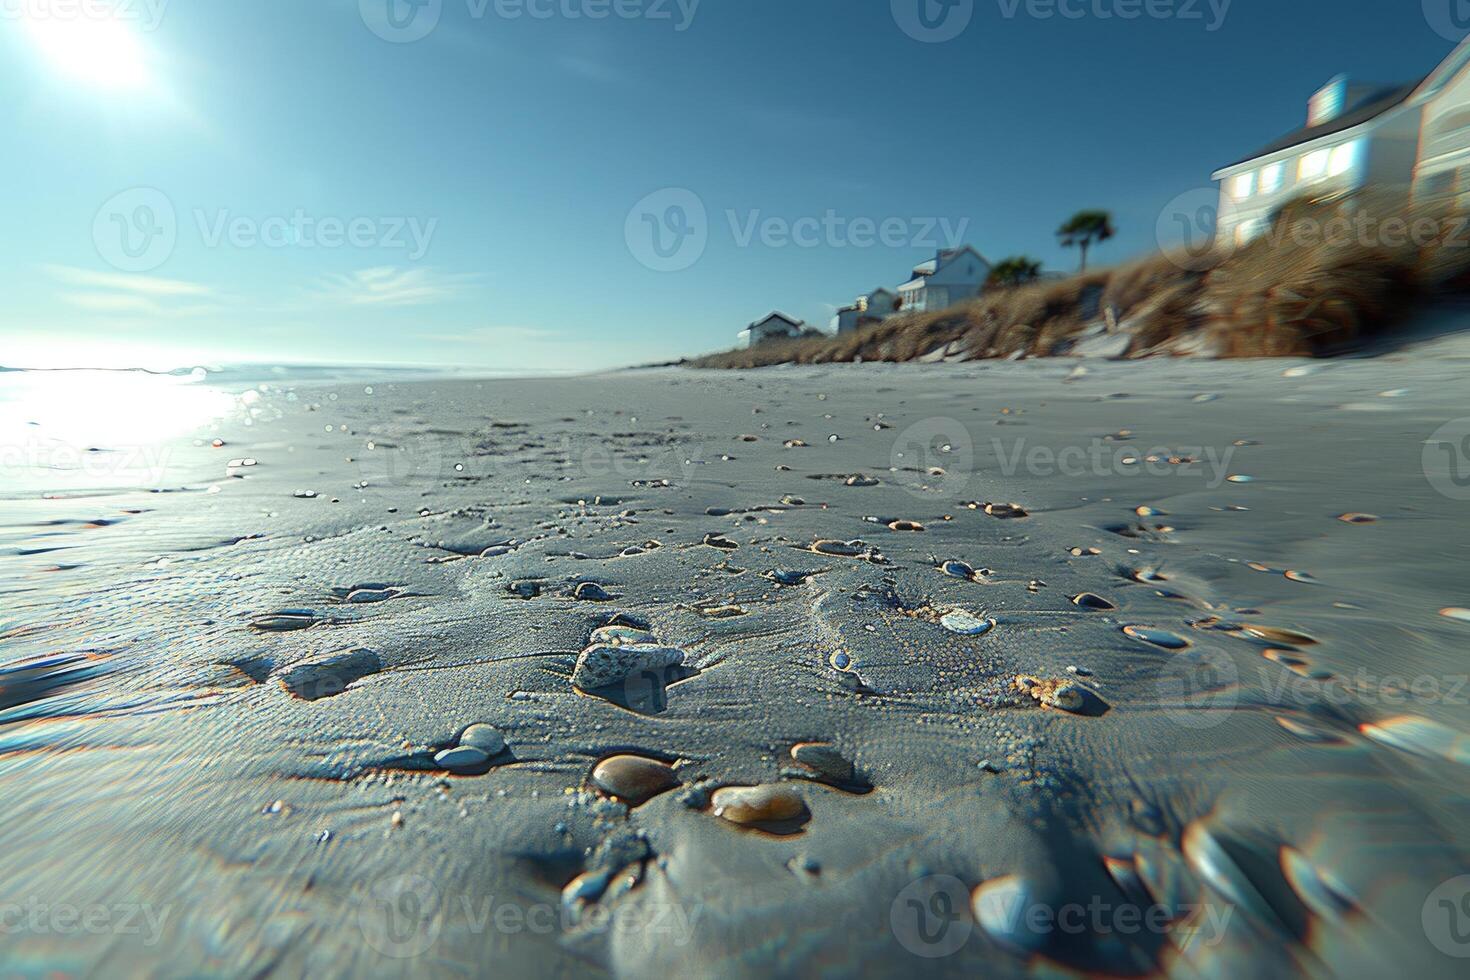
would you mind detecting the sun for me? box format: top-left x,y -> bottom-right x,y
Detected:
22,11 -> 151,91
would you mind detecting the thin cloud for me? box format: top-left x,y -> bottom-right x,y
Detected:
43,265 -> 214,297
314,267 -> 479,308
421,325 -> 558,344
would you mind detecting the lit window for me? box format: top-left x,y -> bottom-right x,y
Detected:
1260,162 -> 1285,193
1232,171 -> 1256,199
1329,140 -> 1360,177
1299,148 -> 1330,181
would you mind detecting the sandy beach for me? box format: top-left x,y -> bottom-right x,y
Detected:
5,350 -> 1470,976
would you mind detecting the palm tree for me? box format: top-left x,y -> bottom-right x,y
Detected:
986,255 -> 1042,289
1057,210 -> 1115,272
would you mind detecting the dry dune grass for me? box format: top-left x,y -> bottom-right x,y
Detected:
692,190 -> 1470,368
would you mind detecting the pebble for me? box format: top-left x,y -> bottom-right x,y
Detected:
1283,570 -> 1318,584
507,580 -> 541,598
768,569 -> 813,586
572,643 -> 685,690
1015,675 -> 1087,712
887,520 -> 925,532
940,610 -> 995,636
574,582 -> 613,602
434,745 -> 490,773
1440,607 -> 1470,623
940,559 -> 977,580
1337,513 -> 1378,524
346,587 -> 396,604
843,474 -> 879,487
1122,625 -> 1190,649
711,784 -> 806,825
1071,592 -> 1116,611
983,502 -> 1028,518
790,742 -> 855,784
589,624 -> 656,646
459,724 -> 505,755
811,539 -> 864,557
1242,624 -> 1318,646
591,755 -> 680,805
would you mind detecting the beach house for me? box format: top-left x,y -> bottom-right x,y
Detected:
896,246 -> 990,315
738,311 -> 805,348
832,287 -> 899,334
1212,37 -> 1470,244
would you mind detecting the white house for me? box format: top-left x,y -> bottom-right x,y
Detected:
832,287 -> 899,334
896,246 -> 990,314
1212,37 -> 1470,243
738,311 -> 805,348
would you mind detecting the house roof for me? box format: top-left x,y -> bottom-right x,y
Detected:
1217,81 -> 1422,172
868,287 -> 896,297
749,311 -> 803,330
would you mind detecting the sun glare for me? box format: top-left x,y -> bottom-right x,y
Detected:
22,12 -> 150,90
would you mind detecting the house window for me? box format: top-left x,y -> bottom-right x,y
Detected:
1299,148 -> 1331,182
1328,140 -> 1360,178
1260,162 -> 1285,194
1231,171 -> 1256,200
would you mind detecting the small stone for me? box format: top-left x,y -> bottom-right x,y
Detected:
790,742 -> 855,784
574,582 -> 612,602
940,559 -> 977,579
983,502 -> 1028,519
811,539 -> 864,557
711,784 -> 806,825
941,610 -> 995,636
589,624 -> 656,646
1441,607 -> 1470,623
459,724 -> 505,755
1122,625 -> 1190,650
572,643 -> 685,690
591,755 -> 680,805
508,580 -> 541,598
1337,513 -> 1378,524
434,745 -> 490,773
1071,592 -> 1116,611
887,520 -> 925,532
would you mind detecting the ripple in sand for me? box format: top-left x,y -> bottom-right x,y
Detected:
1123,625 -> 1190,649
591,755 -> 680,805
711,784 -> 808,827
940,610 -> 995,636
1072,592 -> 1116,611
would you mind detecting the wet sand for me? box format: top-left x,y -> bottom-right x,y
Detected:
5,350 -> 1470,976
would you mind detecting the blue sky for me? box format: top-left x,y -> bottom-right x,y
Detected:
0,0 -> 1460,371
